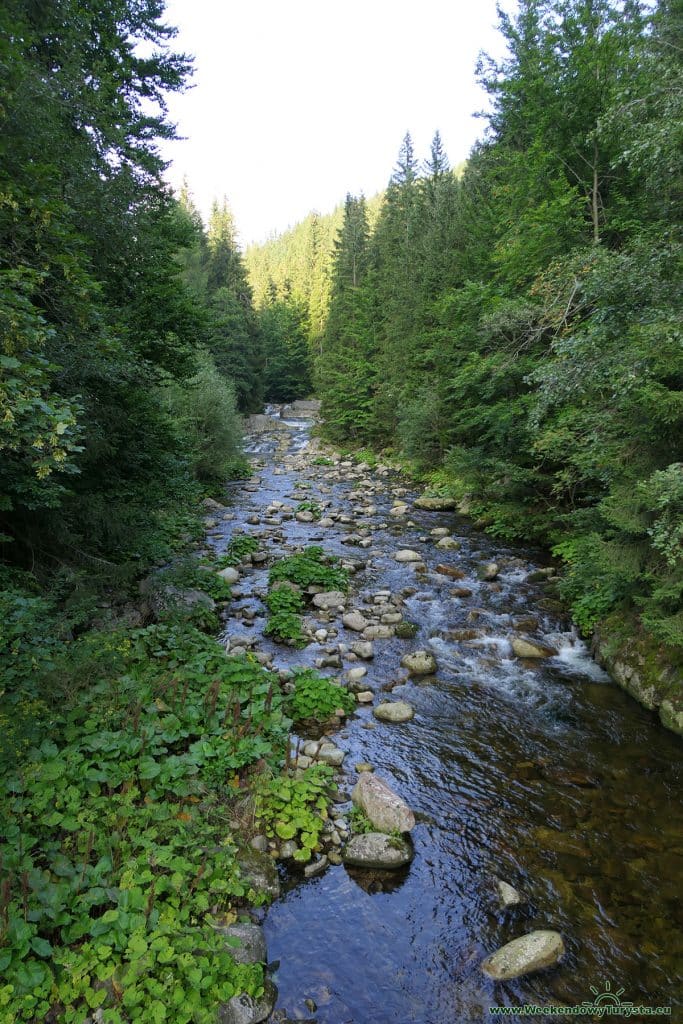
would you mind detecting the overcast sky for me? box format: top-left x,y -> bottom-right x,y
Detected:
158,0 -> 512,246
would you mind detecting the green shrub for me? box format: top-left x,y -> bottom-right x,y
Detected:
253,766 -> 335,863
286,669 -> 354,723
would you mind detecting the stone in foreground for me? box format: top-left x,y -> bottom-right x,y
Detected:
218,979 -> 277,1024
481,931 -> 565,981
352,772 -> 415,833
216,922 -> 267,965
342,832 -> 413,870
373,700 -> 414,723
401,650 -> 437,675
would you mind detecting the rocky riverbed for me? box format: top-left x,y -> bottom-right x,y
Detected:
205,408 -> 682,1023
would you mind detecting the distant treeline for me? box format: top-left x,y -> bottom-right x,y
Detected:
250,0 -> 683,656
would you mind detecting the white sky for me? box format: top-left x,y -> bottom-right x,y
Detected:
159,0 -> 511,246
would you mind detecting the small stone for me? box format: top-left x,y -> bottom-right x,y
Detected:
436,536 -> 461,550
249,835 -> 268,853
218,979 -> 277,1024
481,931 -> 565,981
355,762 -> 374,773
363,624 -> 395,639
304,855 -> 328,878
346,666 -> 367,682
317,743 -> 345,767
279,840 -> 299,859
496,879 -> 523,909
479,562 -> 500,581
356,691 -> 374,703
295,510 -> 315,522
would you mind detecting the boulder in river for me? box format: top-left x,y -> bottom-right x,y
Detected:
351,641 -> 374,659
373,701 -> 415,723
512,637 -> 558,659
394,549 -> 423,563
352,772 -> 415,832
479,562 -> 500,581
313,590 -> 347,610
342,833 -> 413,870
436,536 -> 461,550
342,610 -> 369,632
401,650 -> 437,676
481,930 -> 565,980
217,566 -> 240,585
413,495 -> 458,511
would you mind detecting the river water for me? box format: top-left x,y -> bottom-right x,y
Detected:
208,413 -> 682,1024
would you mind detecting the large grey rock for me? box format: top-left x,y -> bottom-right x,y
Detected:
352,772 -> 415,833
511,637 -> 558,659
217,566 -> 240,585
401,650 -> 437,676
481,931 -> 565,980
343,610 -> 369,632
351,641 -> 374,660
342,833 -> 413,870
394,549 -> 423,563
218,979 -> 277,1024
143,583 -> 216,622
373,701 -> 415,723
217,922 -> 267,965
413,495 -> 458,511
313,590 -> 347,610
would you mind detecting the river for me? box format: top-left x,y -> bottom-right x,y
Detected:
207,410 -> 682,1024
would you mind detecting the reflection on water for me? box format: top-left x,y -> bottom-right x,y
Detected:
212,415 -> 683,1024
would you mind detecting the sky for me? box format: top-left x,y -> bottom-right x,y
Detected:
158,0 -> 512,246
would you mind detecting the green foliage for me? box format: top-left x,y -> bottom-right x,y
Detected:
165,350 -> 244,489
253,766 -> 335,863
295,500 -> 322,520
0,621 -> 298,1021
268,547 -> 349,592
217,533 -> 260,568
259,296 -> 313,403
286,669 -> 354,723
348,805 -> 373,835
263,610 -> 307,648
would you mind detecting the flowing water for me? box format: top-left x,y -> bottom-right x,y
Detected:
208,412 -> 682,1024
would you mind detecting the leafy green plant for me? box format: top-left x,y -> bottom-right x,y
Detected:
295,500 -> 322,520
311,456 -> 333,467
263,611 -> 307,648
253,766 -> 335,863
217,533 -> 260,568
269,547 -> 348,592
286,669 -> 354,723
0,624 -> 295,1022
348,805 -> 373,835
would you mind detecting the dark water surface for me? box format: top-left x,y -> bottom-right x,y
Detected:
209,414 -> 682,1024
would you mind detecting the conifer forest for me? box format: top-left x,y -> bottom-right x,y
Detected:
0,1 -> 681,1022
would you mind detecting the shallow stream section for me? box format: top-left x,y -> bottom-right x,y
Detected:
207,412 -> 682,1024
